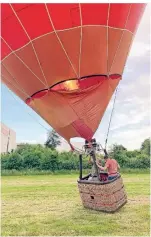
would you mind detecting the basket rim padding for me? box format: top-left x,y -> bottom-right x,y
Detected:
77,173 -> 121,185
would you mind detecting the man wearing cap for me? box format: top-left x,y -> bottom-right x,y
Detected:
96,155 -> 120,180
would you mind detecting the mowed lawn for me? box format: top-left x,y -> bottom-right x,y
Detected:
2,172 -> 150,236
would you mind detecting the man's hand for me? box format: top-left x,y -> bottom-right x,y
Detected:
96,159 -> 107,171
96,159 -> 101,168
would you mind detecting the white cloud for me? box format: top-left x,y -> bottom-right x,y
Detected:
111,111 -> 148,131
129,42 -> 150,58
124,66 -> 133,73
111,74 -> 150,130
94,71 -> 150,150
17,132 -> 48,145
127,5 -> 150,60
110,125 -> 150,150
18,140 -> 38,144
120,75 -> 150,104
38,133 -> 47,142
133,4 -> 150,43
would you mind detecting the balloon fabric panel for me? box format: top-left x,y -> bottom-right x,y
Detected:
1,3 -> 146,143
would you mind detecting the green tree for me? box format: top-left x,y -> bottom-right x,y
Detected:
126,150 -> 141,158
109,144 -> 127,157
16,143 -> 33,155
45,129 -> 61,150
140,138 -> 150,156
108,144 -> 128,167
128,154 -> 150,169
1,153 -> 10,170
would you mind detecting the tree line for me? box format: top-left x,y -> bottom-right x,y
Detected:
1,144 -> 89,171
1,135 -> 150,171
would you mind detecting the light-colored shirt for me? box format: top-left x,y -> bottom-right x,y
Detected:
105,158 -> 119,175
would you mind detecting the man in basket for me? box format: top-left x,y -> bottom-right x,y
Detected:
96,154 -> 120,181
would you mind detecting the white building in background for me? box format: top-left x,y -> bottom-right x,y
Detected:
1,122 -> 17,153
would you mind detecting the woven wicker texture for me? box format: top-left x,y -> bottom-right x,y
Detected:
78,176 -> 127,212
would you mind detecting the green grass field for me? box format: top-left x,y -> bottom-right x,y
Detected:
2,172 -> 150,236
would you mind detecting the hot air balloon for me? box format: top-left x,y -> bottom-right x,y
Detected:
1,3 -> 146,212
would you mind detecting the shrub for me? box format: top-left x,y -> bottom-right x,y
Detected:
58,151 -> 79,170
2,152 -> 24,170
126,154 -> 150,169
1,143 -> 150,172
41,149 -> 59,171
23,150 -> 44,170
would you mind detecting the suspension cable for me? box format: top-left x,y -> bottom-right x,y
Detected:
4,87 -> 85,152
5,87 -> 50,132
4,86 -> 118,153
105,87 -> 118,149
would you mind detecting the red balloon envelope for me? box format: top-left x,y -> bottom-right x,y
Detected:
1,3 -> 146,144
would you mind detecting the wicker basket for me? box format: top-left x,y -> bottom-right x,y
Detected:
77,175 -> 127,213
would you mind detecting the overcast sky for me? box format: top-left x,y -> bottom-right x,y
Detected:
1,4 -> 150,151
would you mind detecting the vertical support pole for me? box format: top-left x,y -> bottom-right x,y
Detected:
91,151 -> 100,181
79,154 -> 82,180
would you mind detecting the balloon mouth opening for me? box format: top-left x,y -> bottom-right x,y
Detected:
51,73 -> 121,92
26,74 -> 121,105
52,78 -> 79,91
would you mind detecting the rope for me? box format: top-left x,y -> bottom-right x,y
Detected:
4,83 -> 116,154
105,87 -> 118,149
4,87 -> 85,152
5,87 -> 50,132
